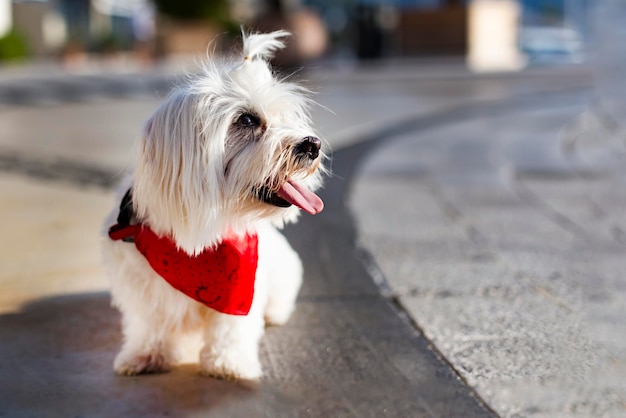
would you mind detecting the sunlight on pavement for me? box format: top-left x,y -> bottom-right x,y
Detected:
0,176 -> 113,313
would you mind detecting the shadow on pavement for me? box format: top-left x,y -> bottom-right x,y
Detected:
0,293 -> 256,417
0,287 -> 489,417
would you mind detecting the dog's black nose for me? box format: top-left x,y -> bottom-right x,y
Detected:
296,136 -> 321,160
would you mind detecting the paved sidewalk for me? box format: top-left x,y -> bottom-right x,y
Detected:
351,90 -> 626,416
0,61 -> 611,417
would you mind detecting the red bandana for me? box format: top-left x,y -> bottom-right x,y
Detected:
109,224 -> 258,316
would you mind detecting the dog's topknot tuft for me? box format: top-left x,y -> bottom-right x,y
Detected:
242,30 -> 290,62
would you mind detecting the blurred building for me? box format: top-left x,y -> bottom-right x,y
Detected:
0,0 -> 592,65
519,0 -> 589,64
298,0 -> 589,71
301,0 -> 468,59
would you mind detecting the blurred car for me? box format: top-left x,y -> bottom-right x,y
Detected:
520,26 -> 584,64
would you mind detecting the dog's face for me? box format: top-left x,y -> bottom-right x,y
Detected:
220,55 -> 324,218
132,31 -> 325,254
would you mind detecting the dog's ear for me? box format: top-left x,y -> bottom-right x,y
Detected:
133,91 -> 225,253
241,30 -> 290,62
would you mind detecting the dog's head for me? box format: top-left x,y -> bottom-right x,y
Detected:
132,31 -> 325,254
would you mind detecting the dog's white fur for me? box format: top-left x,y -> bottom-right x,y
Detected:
102,31 -> 324,380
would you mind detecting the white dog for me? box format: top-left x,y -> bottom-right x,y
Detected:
102,31 -> 325,380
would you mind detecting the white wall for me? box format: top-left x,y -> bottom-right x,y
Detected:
0,0 -> 11,37
467,0 -> 526,72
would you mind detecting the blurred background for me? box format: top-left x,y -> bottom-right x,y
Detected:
0,0 -> 594,68
2,0 -> 616,120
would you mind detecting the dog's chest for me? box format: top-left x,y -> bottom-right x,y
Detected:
112,225 -> 258,315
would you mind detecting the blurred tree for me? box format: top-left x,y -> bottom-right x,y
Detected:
0,30 -> 29,61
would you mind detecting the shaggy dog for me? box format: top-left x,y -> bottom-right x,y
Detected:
102,31 -> 325,380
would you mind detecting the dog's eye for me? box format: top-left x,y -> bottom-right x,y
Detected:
237,113 -> 260,128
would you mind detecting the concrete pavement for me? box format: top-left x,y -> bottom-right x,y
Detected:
350,92 -> 626,417
2,60 -> 621,417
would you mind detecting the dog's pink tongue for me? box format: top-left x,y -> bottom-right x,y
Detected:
277,180 -> 324,214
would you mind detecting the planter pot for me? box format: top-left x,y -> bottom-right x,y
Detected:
157,17 -> 222,57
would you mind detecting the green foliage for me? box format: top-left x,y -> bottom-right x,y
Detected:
0,30 -> 29,61
92,32 -> 125,53
153,0 -> 230,22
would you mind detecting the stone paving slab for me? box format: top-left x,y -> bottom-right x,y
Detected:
0,99 -> 159,170
351,95 -> 626,417
0,176 -> 112,313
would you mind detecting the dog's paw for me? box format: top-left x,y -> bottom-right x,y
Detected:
199,347 -> 262,381
114,350 -> 172,376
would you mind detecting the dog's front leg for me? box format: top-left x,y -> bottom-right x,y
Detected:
113,315 -> 177,376
199,309 -> 265,380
